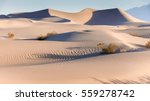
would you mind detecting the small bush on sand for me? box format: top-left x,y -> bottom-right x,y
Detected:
102,43 -> 118,54
37,34 -> 48,40
8,32 -> 14,38
47,31 -> 57,36
97,42 -> 105,48
145,41 -> 150,48
97,42 -> 118,54
37,32 -> 57,40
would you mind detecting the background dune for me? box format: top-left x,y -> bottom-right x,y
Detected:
86,8 -> 143,25
0,8 -> 144,25
7,9 -> 51,19
49,8 -> 94,24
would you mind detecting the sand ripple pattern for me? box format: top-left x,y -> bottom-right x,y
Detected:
0,48 -> 101,67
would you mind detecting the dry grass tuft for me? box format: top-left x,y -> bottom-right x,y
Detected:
145,41 -> 150,48
47,31 -> 57,36
102,43 -> 118,54
37,31 -> 57,40
37,35 -> 48,40
97,42 -> 118,54
8,32 -> 15,39
97,42 -> 105,48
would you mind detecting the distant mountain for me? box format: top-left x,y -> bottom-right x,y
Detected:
127,4 -> 150,22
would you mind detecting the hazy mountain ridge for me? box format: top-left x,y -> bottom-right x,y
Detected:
127,4 -> 150,21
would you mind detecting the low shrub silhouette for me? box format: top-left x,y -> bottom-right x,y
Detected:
97,42 -> 118,54
37,34 -> 47,40
102,43 -> 118,54
8,32 -> 14,38
97,42 -> 105,48
145,41 -> 150,48
37,32 -> 57,40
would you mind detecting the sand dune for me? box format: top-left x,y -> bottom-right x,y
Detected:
40,17 -> 70,23
7,9 -> 51,19
4,8 -> 93,24
86,8 -> 143,25
0,19 -> 33,28
0,8 -> 150,84
0,26 -> 149,67
0,50 -> 150,84
0,8 -> 145,25
49,8 -> 94,24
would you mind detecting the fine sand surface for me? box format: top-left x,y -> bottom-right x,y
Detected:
0,8 -> 150,84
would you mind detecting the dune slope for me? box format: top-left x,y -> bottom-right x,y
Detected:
86,8 -> 143,25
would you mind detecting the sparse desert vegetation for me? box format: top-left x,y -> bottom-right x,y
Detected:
37,32 -> 57,40
97,42 -> 105,48
37,34 -> 48,40
102,43 -> 118,54
97,42 -> 118,54
0,7 -> 150,84
47,31 -> 57,36
145,41 -> 150,48
7,32 -> 15,39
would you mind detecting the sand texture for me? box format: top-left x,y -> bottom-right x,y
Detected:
0,8 -> 150,84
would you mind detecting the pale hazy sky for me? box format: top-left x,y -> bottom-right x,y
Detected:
0,0 -> 150,14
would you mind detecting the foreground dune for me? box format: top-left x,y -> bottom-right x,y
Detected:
0,50 -> 150,84
0,8 -> 150,84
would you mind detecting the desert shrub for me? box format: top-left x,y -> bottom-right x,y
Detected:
145,41 -> 150,48
37,32 -> 57,40
102,43 -> 118,54
47,31 -> 57,36
8,32 -> 14,38
37,34 -> 48,40
97,42 -> 105,48
97,42 -> 118,54
47,31 -> 57,35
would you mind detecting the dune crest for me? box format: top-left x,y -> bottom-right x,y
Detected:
0,8 -> 145,25
86,8 -> 144,25
7,9 -> 51,19
49,8 -> 95,24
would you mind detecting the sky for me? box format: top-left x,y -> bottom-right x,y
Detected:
0,0 -> 150,14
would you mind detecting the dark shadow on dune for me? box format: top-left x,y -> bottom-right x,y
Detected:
31,47 -> 147,66
138,24 -> 150,27
18,31 -> 87,42
0,15 -> 9,18
31,16 -> 70,23
46,31 -> 79,41
86,8 -> 129,25
1,9 -> 70,23
32,48 -> 102,62
7,9 -> 51,19
5,46 -> 148,67
132,44 -> 145,48
83,30 -> 93,32
15,38 -> 37,41
56,18 -> 70,23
